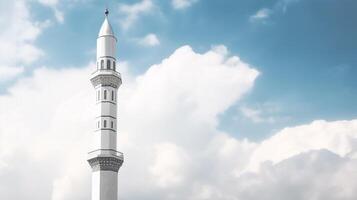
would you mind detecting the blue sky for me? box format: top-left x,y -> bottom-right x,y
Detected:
2,0 -> 357,135
21,0 -> 357,140
2,1 -> 357,199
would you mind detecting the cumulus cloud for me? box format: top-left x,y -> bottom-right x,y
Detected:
118,0 -> 154,30
138,33 -> 160,47
0,1 -> 44,80
0,66 -> 93,199
247,119 -> 357,172
1,44 -> 357,200
0,45 -> 258,199
172,0 -> 198,10
0,0 -> 60,81
234,150 -> 357,200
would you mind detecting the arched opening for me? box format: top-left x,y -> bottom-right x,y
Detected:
111,121 -> 114,128
100,60 -> 104,69
104,90 -> 107,100
113,61 -> 116,71
103,120 -> 107,128
111,90 -> 114,101
107,60 -> 110,69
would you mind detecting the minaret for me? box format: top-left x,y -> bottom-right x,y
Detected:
88,9 -> 123,200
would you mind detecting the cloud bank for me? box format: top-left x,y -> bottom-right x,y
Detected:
0,45 -> 357,200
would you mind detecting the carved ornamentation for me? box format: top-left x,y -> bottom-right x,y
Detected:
88,156 -> 123,172
91,72 -> 122,88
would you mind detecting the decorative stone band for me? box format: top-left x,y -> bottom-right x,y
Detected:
90,71 -> 122,88
88,156 -> 123,172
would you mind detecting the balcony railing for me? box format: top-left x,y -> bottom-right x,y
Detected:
91,69 -> 121,76
88,149 -> 123,159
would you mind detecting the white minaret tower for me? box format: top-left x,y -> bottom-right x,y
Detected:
88,9 -> 123,200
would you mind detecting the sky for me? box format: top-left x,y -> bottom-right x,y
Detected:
0,0 -> 357,200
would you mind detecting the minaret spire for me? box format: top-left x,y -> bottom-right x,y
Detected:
88,8 -> 123,200
98,8 -> 115,38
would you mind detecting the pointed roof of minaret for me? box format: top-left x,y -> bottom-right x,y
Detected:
98,9 -> 115,37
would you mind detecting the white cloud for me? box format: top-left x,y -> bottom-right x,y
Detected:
0,65 -> 93,199
0,66 -> 24,81
37,0 -> 64,23
0,0 -> 64,81
0,45 -> 259,199
118,0 -> 154,29
149,143 -> 189,187
37,0 -> 59,6
234,150 -> 357,200
239,103 -> 282,124
211,45 -> 228,56
250,0 -> 302,23
172,0 -> 198,10
249,8 -> 272,22
240,106 -> 273,123
138,33 -> 160,46
53,8 -> 64,23
0,1 -> 46,80
1,44 -> 357,200
246,119 -> 357,172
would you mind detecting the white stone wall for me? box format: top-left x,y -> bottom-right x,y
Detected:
97,36 -> 116,60
92,171 -> 118,200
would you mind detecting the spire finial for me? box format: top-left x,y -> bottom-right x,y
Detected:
105,8 -> 109,17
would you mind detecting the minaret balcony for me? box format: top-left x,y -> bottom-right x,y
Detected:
87,149 -> 124,172
90,70 -> 122,88
88,149 -> 124,159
